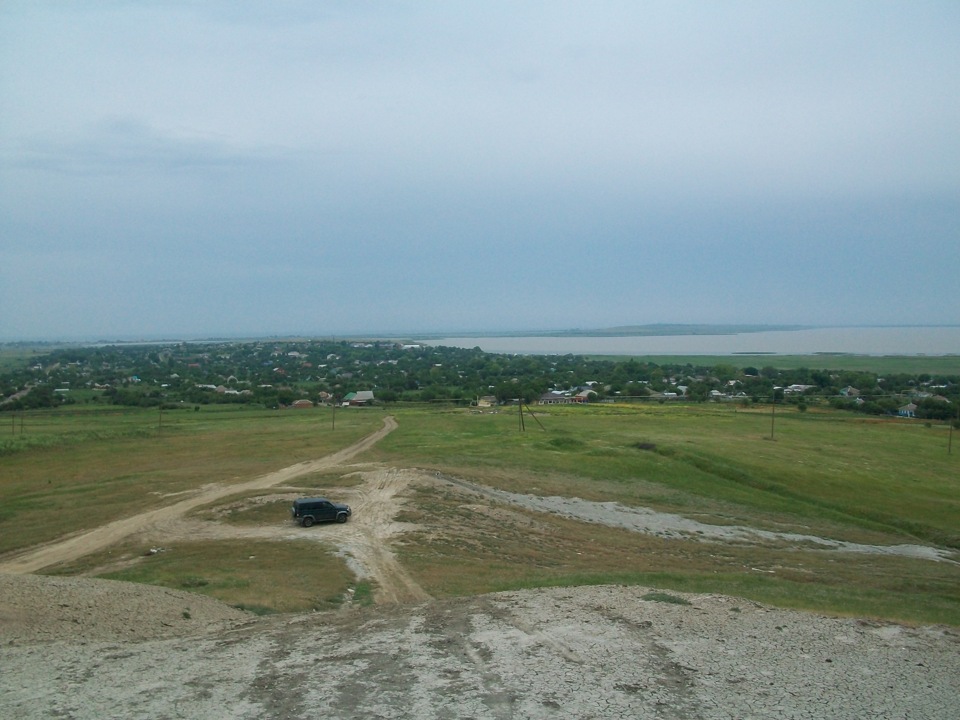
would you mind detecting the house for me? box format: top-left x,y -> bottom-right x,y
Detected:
343,390 -> 375,406
898,403 -> 917,418
291,399 -> 314,409
539,392 -> 573,405
840,386 -> 860,397
477,395 -> 498,408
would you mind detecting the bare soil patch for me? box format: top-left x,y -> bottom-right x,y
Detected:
0,572 -> 251,644
2,579 -> 957,719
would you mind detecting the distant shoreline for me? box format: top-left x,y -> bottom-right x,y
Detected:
2,324 -> 959,348
423,326 -> 960,358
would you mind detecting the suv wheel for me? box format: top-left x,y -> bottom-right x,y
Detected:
302,516 -> 314,528
336,513 -> 348,523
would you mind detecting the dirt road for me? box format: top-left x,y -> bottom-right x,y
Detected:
114,465 -> 432,605
333,467 -> 431,603
0,416 -> 398,575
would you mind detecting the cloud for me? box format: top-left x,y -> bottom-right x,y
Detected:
7,118 -> 287,176
0,2 -> 958,338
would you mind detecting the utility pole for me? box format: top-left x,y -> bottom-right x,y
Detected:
525,402 -> 546,431
770,389 -> 777,440
518,398 -> 525,432
950,404 -> 958,455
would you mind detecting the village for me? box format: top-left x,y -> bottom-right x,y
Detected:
2,340 -> 956,422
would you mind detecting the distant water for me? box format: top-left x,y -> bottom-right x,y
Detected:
428,327 -> 960,357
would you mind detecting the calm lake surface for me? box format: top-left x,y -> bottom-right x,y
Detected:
428,327 -> 960,357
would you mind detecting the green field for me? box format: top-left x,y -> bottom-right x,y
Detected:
1,402 -> 957,624
589,354 -> 960,375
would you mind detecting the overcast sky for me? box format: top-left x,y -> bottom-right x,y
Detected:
1,2 -> 958,340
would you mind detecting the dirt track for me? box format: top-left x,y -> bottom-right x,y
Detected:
0,416 -> 399,576
0,413 -> 429,612
126,465 -> 432,605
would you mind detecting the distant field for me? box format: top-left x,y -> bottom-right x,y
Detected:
0,346 -> 49,373
1,403 -> 957,624
586,354 -> 960,374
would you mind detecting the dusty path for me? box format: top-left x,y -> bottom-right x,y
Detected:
332,467 -> 431,603
120,465 -> 431,605
0,416 -> 398,575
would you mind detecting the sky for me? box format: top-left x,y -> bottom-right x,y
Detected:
1,1 -> 958,340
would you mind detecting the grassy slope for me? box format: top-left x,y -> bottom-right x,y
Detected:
376,405 -> 959,546
372,405 -> 960,624
2,403 -> 957,624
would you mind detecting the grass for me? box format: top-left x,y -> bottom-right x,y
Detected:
49,539 -> 358,613
3,402 -> 958,624
377,404 -> 959,548
0,344 -> 50,373
352,581 -> 375,607
391,478 -> 960,626
0,406 -> 384,554
376,404 -> 959,624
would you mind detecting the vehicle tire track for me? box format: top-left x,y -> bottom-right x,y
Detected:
0,417 -> 398,575
332,467 -> 431,604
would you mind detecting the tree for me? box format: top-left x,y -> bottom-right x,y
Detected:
713,363 -> 737,382
377,389 -> 398,403
686,382 -> 711,402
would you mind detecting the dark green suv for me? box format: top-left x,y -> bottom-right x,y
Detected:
291,497 -> 352,527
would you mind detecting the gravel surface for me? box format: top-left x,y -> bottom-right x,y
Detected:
2,576 -> 958,719
437,474 -> 958,563
0,573 -> 251,644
